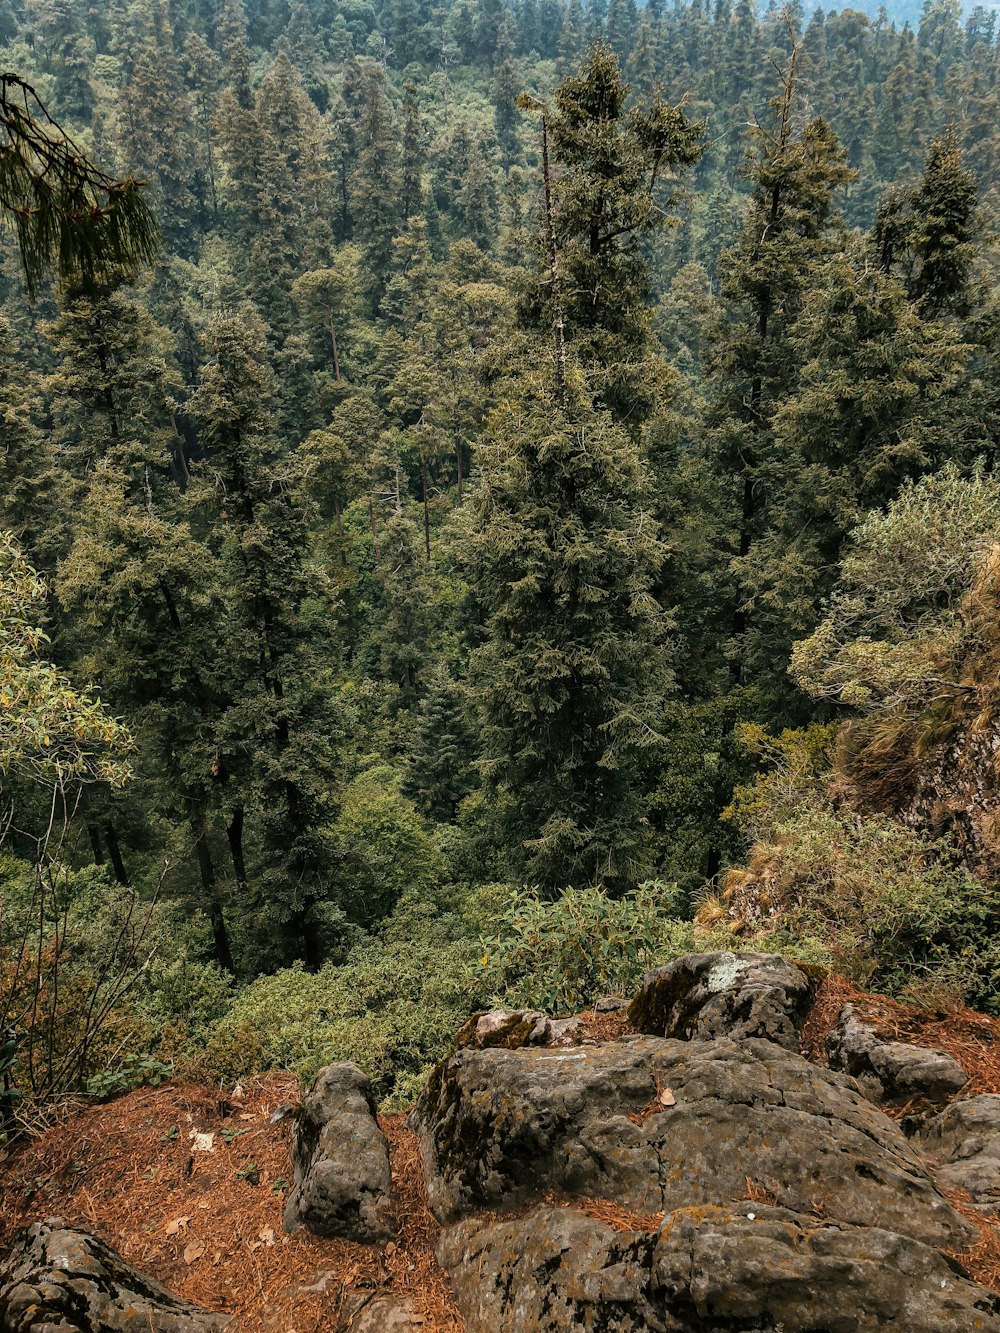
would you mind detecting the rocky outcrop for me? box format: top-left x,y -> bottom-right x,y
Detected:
915,1095 -> 1000,1212
628,950 -> 818,1050
441,1203 -> 1000,1333
282,1062 -> 395,1242
0,1220 -> 228,1332
412,1033 -> 972,1248
826,1003 -> 968,1107
455,1009 -> 584,1050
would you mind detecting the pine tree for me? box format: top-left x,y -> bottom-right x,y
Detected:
874,129 -> 980,317
520,45 -> 703,424
190,305 -> 340,966
0,73 -> 158,297
707,47 -> 853,690
743,242 -> 971,659
116,0 -> 200,249
468,376 -> 670,891
350,62 -> 403,311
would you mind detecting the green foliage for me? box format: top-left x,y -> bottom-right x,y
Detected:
86,1054 -> 173,1100
468,379 -> 670,890
327,767 -> 444,927
188,933 -> 486,1106
0,73 -> 158,296
792,465 -> 1000,713
481,882 -> 695,1011
729,805 -> 1000,1010
3,0 -> 1000,1122
0,533 -> 132,789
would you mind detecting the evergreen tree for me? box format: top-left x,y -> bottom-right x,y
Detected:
350,62 -> 403,310
875,129 -> 980,317
468,376 -> 669,890
520,44 -> 703,424
190,305 -> 340,966
707,48 -> 853,692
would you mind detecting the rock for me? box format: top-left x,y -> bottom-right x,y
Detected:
455,1009 -> 548,1050
0,1220 -> 228,1332
412,1034 -> 972,1248
439,1203 -> 1000,1333
544,1016 -> 585,1045
826,1003 -> 968,1107
915,1095 -> 1000,1210
455,1010 -> 584,1050
282,1062 -> 394,1242
342,1293 -> 426,1330
594,995 -> 629,1012
628,950 -> 817,1050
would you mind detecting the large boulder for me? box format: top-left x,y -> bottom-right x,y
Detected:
411,1034 -> 972,1249
440,1203 -> 1000,1333
283,1062 -> 395,1242
0,1220 -> 228,1332
915,1095 -> 1000,1211
628,951 -> 818,1050
826,1003 -> 968,1107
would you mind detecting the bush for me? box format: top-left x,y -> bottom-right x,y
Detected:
720,806 -> 1000,1009
186,933 -> 487,1106
481,882 -> 697,1012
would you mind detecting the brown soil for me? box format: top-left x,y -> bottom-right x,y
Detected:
0,1073 -> 462,1332
801,973 -> 1000,1099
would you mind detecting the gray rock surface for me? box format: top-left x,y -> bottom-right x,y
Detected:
0,1220 -> 229,1332
915,1095 -> 1000,1210
412,1034 -> 972,1248
342,1293 -> 427,1330
455,1009 -> 549,1050
628,950 -> 818,1049
455,1009 -> 584,1050
826,1003 -> 968,1106
439,1203 -> 1000,1333
282,1062 -> 395,1242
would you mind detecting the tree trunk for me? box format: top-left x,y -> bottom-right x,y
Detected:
104,823 -> 129,886
540,114 -> 567,410
328,316 -> 341,381
87,824 -> 105,868
421,458 -> 431,562
226,805 -> 248,898
194,821 -> 234,973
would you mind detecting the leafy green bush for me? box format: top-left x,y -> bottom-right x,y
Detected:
481,882 -> 697,1012
325,766 -> 444,927
727,807 -> 1000,1009
186,933 -> 486,1106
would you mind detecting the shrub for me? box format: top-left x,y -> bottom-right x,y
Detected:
719,806 -> 1000,1009
481,882 -> 697,1012
186,933 -> 486,1106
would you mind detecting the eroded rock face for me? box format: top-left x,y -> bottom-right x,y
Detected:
283,1062 -> 395,1242
826,1003 -> 968,1107
0,1220 -> 229,1332
412,1034 -> 972,1249
440,1203 -> 1000,1333
915,1095 -> 1000,1211
628,951 -> 817,1050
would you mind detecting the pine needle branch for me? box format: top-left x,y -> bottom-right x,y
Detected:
0,73 -> 160,298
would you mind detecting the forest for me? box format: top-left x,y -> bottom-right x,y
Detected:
2,0 -> 1000,1121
